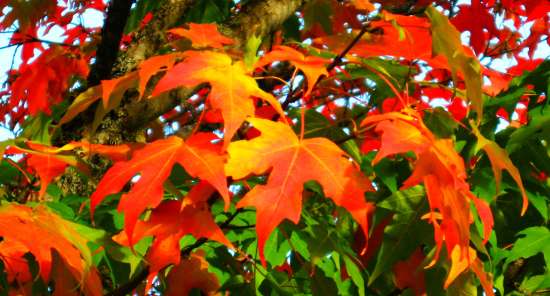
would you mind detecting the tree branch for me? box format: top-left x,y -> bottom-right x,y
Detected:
112,0 -> 197,75
224,0 -> 307,45
90,0 -> 309,144
87,0 -> 134,86
278,23 -> 373,113
55,0 -> 197,145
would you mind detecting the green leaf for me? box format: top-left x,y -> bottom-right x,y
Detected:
338,59 -> 411,104
447,272 -> 477,296
124,0 -> 162,34
520,273 -> 550,294
264,228 -> 291,267
0,159 -> 21,186
504,227 -> 550,269
341,139 -> 362,164
369,195 -> 430,285
343,255 -> 365,296
311,267 -> 339,295
526,192 -> 549,221
506,105 -> 550,153
373,158 -> 405,193
425,6 -> 483,121
298,109 -> 347,141
484,86 -> 525,113
423,107 -> 459,138
21,113 -> 52,144
244,35 -> 262,69
303,0 -> 333,34
45,201 -> 75,220
290,231 -> 311,260
377,186 -> 425,213
184,0 -> 231,23
512,59 -> 550,101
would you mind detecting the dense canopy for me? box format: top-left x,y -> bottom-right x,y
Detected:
0,0 -> 548,295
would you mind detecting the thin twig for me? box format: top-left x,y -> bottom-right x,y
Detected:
280,23 -> 373,111
326,24 -> 371,72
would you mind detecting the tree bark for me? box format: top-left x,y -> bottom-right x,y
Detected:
87,0 -> 134,86
88,0 -> 309,144
111,0 -> 198,76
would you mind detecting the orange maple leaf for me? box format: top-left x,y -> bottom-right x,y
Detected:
361,111 -> 497,289
473,126 -> 528,215
91,133 -> 229,244
5,141 -> 133,198
165,250 -> 221,296
226,118 -> 374,264
137,52 -> 185,97
315,13 -> 436,63
152,51 -> 284,147
6,142 -> 80,199
350,0 -> 375,11
25,140 -> 133,162
393,248 -> 426,296
100,72 -> 138,108
27,153 -> 68,198
446,246 -> 494,296
0,204 -> 102,296
8,46 -> 89,116
113,182 -> 232,291
168,23 -> 234,49
255,45 -> 330,96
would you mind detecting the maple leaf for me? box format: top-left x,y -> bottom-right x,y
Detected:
8,46 -> 89,117
101,72 -> 138,108
62,53 -> 191,127
315,13 -> 436,63
446,246 -> 494,296
137,53 -> 185,97
6,142 -> 83,199
61,52 -> 183,124
370,118 -> 430,164
472,126 -> 528,214
5,140 -> 131,198
10,26 -> 44,63
113,182 -> 232,291
361,111 -> 495,288
451,1 -> 498,55
0,204 -> 102,296
350,0 -> 375,11
59,86 -> 102,125
518,17 -> 549,58
91,72 -> 139,131
26,152 -> 68,198
0,0 -> 57,33
225,118 -> 374,264
152,51 -> 284,147
165,250 -> 221,296
63,141 -> 134,162
483,67 -> 513,96
168,23 -> 234,49
0,239 -> 32,286
255,45 -> 330,96
91,133 -> 229,244
426,6 -> 483,122
393,248 -> 426,296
